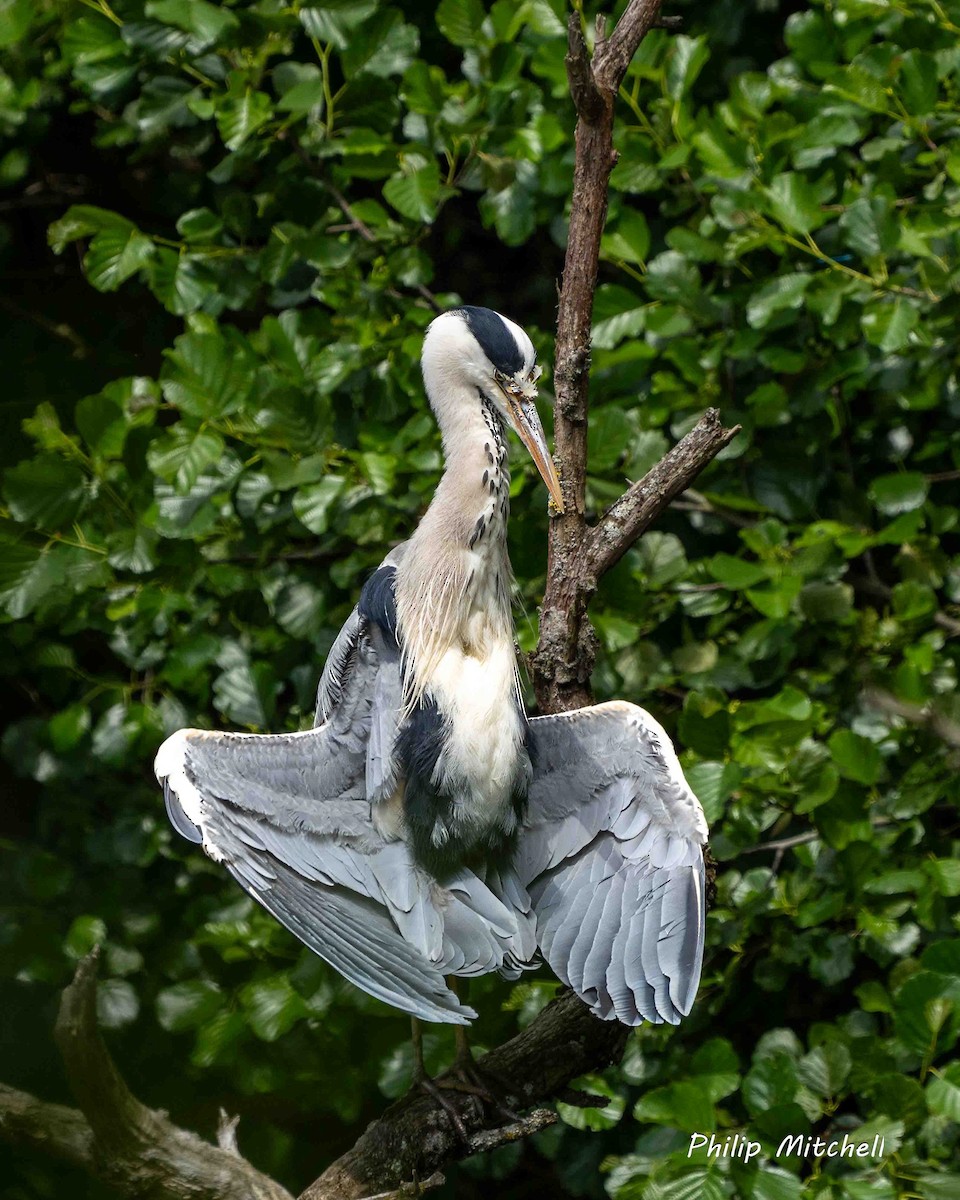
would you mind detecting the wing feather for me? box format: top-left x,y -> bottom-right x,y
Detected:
509,700 -> 709,1028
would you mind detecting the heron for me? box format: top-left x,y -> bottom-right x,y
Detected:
155,306 -> 707,1095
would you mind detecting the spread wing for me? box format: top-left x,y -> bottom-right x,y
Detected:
156,549 -> 530,1024
509,700 -> 708,1027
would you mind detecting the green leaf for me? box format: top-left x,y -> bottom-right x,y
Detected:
800,581 -> 853,622
634,1080 -> 716,1132
480,164 -> 537,245
828,729 -> 882,785
148,427 -> 226,492
927,1064 -> 960,1121
48,205 -> 132,254
176,208 -> 223,240
751,1169 -> 803,1200
895,970 -> 960,1057
300,0 -> 377,49
145,0 -> 238,48
293,476 -> 347,534
0,0 -> 33,48
685,761 -> 741,824
161,331 -> 255,418
588,406 -> 634,472
383,158 -> 441,223
899,50 -> 938,116
556,1073 -> 626,1131
746,273 -> 811,328
84,227 -> 155,292
342,12 -> 419,78
64,914 -> 107,959
839,194 -> 899,259
708,553 -> 768,588
75,393 -> 127,457
97,979 -> 139,1029
107,528 -> 157,574
862,299 -> 919,353
765,172 -> 827,235
603,207 -> 650,265
797,1043 -> 851,1097
927,859 -> 960,898
869,472 -> 928,516
49,704 -> 91,752
213,654 -> 278,726
241,976 -> 308,1041
3,458 -> 86,529
216,90 -> 272,151
149,250 -> 217,315
636,531 -> 687,587
156,980 -> 222,1033
666,36 -> 709,100
277,72 -> 326,116
437,0 -> 487,47
273,581 -> 325,638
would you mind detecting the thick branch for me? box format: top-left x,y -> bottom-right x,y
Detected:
48,949 -> 294,1200
586,409 -> 741,579
0,1083 -> 95,1172
299,990 -> 627,1200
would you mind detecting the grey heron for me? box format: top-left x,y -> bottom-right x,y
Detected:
156,306 -> 707,1046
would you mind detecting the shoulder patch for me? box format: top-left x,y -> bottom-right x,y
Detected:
358,565 -> 398,641
458,306 -> 524,375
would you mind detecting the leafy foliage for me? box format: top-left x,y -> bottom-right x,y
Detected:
2,1 -> 960,1198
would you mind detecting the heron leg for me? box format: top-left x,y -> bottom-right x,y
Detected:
410,1015 -> 471,1144
441,980 -> 519,1123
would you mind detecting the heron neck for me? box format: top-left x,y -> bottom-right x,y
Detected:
395,391 -> 515,700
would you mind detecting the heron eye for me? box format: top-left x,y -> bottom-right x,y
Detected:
494,369 -> 505,384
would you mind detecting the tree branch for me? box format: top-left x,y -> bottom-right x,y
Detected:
299,990 -> 627,1200
535,1 -> 734,715
0,1083 -> 95,1173
586,409 -> 741,580
7,948 -> 295,1200
593,0 -> 665,91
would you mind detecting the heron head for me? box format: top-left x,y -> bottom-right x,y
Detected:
422,306 -> 564,512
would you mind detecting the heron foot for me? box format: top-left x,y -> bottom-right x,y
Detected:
414,1072 -> 473,1144
440,1050 -> 520,1125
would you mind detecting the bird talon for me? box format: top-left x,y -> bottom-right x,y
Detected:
414,1074 -> 473,1145
442,1058 -> 520,1124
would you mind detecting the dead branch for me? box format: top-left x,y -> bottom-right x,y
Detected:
0,1083 -> 95,1173
2,948 -> 295,1200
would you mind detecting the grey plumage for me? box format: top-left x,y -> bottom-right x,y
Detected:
156,307 -> 708,1029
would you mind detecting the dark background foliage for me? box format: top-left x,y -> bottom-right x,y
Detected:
2,1 -> 959,1197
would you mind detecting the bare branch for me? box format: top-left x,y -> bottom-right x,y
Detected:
863,688 -> 960,750
299,990 -> 627,1200
586,410 -> 741,580
467,1108 -> 558,1153
741,817 -> 893,857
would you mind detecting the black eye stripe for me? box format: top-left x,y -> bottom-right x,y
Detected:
457,306 -> 525,375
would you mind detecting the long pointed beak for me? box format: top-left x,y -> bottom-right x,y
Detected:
504,394 -> 565,514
